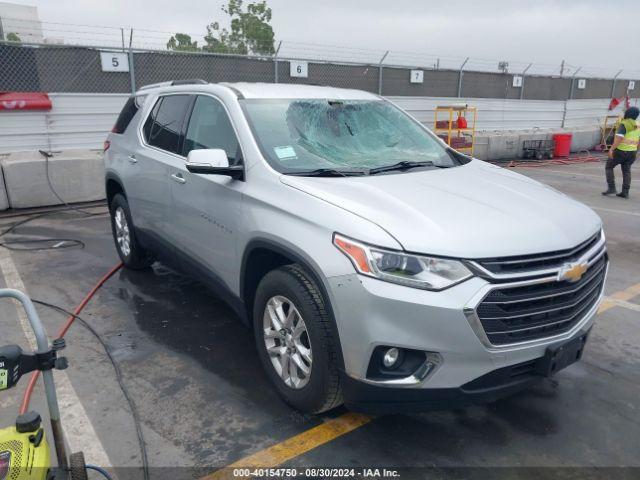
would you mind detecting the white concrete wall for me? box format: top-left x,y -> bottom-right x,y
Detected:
0,93 -> 632,211
390,96 -> 639,132
1,93 -> 638,154
0,93 -> 129,154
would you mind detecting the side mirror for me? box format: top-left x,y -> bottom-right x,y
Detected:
185,149 -> 244,180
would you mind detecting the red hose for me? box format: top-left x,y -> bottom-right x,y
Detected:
495,153 -> 605,169
19,262 -> 123,414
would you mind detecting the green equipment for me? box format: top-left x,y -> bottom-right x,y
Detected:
0,289 -> 89,480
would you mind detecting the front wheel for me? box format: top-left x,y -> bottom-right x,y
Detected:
253,265 -> 343,413
109,194 -> 154,269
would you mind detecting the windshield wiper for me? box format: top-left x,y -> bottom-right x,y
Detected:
369,160 -> 435,175
286,168 -> 367,177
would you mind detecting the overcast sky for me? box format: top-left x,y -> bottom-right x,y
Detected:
5,0 -> 633,75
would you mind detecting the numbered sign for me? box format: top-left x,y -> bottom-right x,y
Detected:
577,79 -> 586,89
410,70 -> 424,83
290,61 -> 308,78
100,52 -> 130,72
629,81 -> 635,91
512,75 -> 523,87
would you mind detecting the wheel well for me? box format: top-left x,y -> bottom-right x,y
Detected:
242,247 -> 295,319
106,178 -> 124,207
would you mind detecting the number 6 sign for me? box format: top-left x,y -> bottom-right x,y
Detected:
100,52 -> 130,72
290,60 -> 308,78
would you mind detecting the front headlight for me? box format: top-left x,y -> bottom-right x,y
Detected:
333,234 -> 473,290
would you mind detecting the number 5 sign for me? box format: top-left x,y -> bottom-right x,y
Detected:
290,60 -> 308,78
100,52 -> 130,72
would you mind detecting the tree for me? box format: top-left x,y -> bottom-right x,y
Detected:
6,32 -> 21,43
202,0 -> 275,55
167,33 -> 199,52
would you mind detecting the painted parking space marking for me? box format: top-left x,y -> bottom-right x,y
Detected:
0,247 -> 115,474
202,412 -> 371,479
590,206 -> 640,218
599,282 -> 640,313
602,298 -> 640,313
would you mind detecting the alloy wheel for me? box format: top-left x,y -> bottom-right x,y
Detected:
263,295 -> 313,389
114,206 -> 131,257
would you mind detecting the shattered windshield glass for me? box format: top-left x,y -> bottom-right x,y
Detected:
241,99 -> 458,173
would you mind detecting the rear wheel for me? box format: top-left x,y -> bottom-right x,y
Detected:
253,265 -> 342,413
69,452 -> 88,480
109,193 -> 154,269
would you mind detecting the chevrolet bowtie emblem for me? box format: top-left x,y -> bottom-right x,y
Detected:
557,261 -> 588,283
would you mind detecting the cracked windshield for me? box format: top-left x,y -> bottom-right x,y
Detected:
242,99 -> 458,173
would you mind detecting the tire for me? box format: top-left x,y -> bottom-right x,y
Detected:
535,151 -> 544,160
69,452 -> 88,480
253,264 -> 343,414
109,193 -> 154,269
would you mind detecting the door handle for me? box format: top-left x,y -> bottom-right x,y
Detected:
128,154 -> 137,164
170,173 -> 186,184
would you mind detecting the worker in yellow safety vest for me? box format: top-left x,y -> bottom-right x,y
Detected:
603,106 -> 639,198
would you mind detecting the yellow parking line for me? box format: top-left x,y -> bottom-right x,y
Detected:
204,281 -> 640,479
603,298 -> 640,312
599,282 -> 640,313
202,412 -> 371,479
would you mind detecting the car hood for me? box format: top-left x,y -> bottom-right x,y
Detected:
280,160 -> 602,258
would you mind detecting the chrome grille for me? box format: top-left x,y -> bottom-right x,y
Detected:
476,255 -> 606,345
473,232 -> 602,278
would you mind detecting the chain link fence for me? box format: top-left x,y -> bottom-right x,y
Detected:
1,40 -> 637,101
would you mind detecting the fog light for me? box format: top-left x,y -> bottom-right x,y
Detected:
382,347 -> 400,368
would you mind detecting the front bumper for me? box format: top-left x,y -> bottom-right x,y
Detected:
326,266 -> 604,405
342,359 -> 539,414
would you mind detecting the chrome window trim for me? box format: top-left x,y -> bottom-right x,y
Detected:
137,91 -> 191,161
468,231 -> 605,281
136,91 -> 247,168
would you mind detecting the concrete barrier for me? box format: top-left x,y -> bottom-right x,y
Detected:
568,127 -> 601,153
472,133 -> 490,160
487,132 -> 521,160
0,160 -> 10,211
462,126 -> 602,161
1,149 -> 105,209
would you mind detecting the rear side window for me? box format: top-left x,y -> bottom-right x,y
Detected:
112,97 -> 139,134
143,94 -> 191,154
183,95 -> 241,163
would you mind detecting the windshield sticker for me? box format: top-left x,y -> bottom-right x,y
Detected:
274,145 -> 297,160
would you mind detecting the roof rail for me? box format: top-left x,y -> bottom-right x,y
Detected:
219,82 -> 245,99
171,79 -> 208,86
137,79 -> 209,92
137,81 -> 172,91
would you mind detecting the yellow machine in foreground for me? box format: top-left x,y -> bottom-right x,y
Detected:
0,413 -> 51,480
0,289 -> 89,480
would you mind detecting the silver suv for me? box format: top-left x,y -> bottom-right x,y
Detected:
104,81 -> 608,414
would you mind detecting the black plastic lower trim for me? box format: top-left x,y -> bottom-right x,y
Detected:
342,341 -> 588,414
